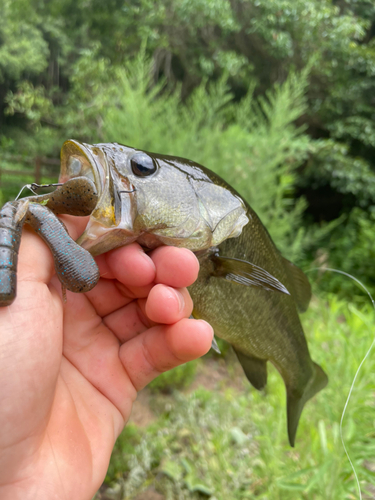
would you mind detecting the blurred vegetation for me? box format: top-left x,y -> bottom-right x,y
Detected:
1,0 -> 375,295
148,359 -> 199,393
99,297 -> 375,499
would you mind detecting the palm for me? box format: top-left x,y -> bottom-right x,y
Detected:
0,216 -> 212,500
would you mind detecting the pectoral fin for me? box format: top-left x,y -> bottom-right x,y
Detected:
211,336 -> 222,354
190,313 -> 221,354
211,255 -> 290,295
233,348 -> 268,390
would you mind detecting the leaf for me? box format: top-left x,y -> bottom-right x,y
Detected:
230,426 -> 248,445
160,460 -> 183,481
185,476 -> 213,496
277,481 -> 307,491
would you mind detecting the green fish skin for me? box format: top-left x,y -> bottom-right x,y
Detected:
10,141 -> 328,446
190,206 -> 328,447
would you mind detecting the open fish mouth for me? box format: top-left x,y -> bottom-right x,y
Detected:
59,140 -> 250,256
60,140 -> 138,255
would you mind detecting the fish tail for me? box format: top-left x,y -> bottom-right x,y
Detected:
287,361 -> 328,447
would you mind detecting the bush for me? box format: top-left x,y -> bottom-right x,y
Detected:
309,206 -> 375,300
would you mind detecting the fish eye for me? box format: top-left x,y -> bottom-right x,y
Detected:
131,153 -> 157,177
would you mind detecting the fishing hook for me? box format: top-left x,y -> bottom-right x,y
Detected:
117,187 -> 136,200
15,182 -> 64,201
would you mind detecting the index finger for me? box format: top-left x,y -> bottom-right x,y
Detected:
150,246 -> 199,288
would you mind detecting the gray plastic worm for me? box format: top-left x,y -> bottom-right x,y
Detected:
26,203 -> 100,293
0,177 -> 100,306
0,201 -> 29,306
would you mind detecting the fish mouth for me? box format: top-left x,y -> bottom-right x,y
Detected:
60,140 -> 137,255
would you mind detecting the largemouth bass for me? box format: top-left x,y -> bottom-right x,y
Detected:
0,140 -> 328,446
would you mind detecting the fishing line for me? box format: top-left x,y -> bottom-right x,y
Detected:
307,267 -> 375,500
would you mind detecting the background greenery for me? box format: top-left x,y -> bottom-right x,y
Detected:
1,0 -> 375,498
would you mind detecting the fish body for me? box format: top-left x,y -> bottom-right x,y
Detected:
2,140 -> 328,445
191,209 -> 328,446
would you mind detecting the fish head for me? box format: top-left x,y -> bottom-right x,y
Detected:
60,140 -> 249,255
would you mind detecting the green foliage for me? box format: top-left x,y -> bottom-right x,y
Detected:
148,361 -> 199,393
0,0 -> 49,82
311,207 -> 375,299
104,297 -> 375,499
106,424 -> 143,484
5,81 -> 53,125
1,0 -> 374,282
301,139 -> 375,206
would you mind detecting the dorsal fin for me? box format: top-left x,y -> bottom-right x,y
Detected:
282,257 -> 311,313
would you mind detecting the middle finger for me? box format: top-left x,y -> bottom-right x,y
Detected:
103,285 -> 193,343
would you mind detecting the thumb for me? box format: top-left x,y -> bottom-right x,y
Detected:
17,214 -> 91,287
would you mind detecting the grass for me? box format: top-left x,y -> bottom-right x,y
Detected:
98,295 -> 375,500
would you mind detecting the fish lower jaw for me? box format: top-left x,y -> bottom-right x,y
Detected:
77,224 -> 137,256
135,233 -> 169,250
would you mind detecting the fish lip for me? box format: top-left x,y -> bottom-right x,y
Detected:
75,186 -> 137,254
76,224 -> 137,256
60,140 -> 105,193
60,140 -> 138,254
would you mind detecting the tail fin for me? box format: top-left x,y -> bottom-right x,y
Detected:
287,362 -> 328,447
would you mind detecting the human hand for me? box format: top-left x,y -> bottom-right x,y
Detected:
0,214 -> 213,500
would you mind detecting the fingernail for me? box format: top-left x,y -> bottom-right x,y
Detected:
171,287 -> 185,313
139,250 -> 156,272
198,319 -> 214,339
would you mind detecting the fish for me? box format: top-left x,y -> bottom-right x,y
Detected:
0,140 -> 328,446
